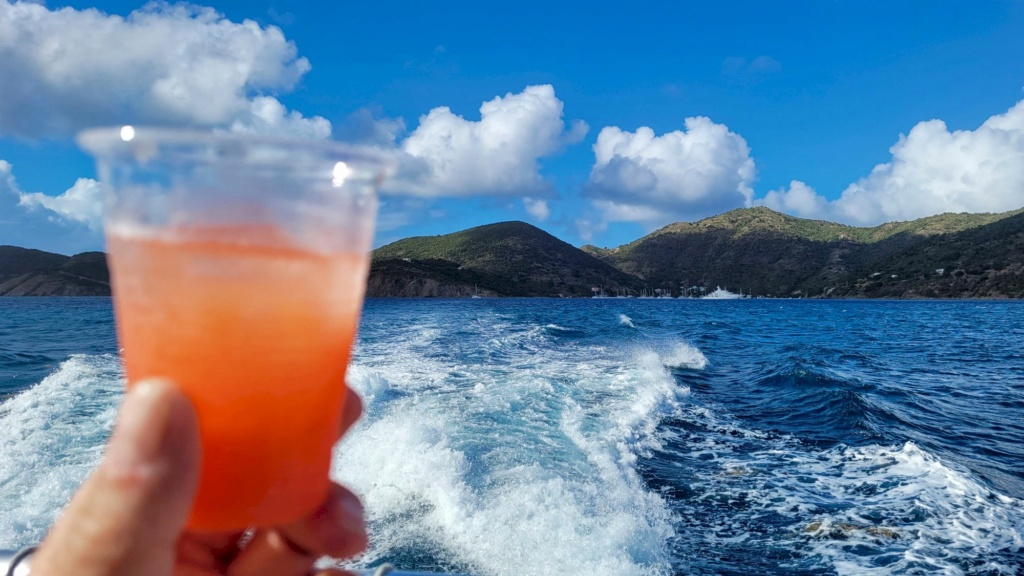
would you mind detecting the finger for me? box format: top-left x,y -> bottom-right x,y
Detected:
226,483 -> 366,575
228,479 -> 368,573
177,531 -> 247,572
239,483 -> 367,567
337,387 -> 363,440
277,482 -> 368,560
225,528 -> 317,576
32,379 -> 201,576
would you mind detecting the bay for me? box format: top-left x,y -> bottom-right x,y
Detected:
1,298 -> 1022,574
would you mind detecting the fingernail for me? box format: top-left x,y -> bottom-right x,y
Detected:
338,493 -> 365,530
104,379 -> 174,474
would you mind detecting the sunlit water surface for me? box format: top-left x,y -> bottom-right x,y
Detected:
2,298 -> 1022,575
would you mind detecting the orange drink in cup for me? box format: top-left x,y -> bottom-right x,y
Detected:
78,127 -> 390,531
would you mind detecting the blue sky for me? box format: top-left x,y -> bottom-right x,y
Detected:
2,0 -> 1024,254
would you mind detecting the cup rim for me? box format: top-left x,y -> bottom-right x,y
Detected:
77,125 -> 396,172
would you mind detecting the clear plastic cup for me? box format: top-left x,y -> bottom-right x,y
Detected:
78,127 -> 391,531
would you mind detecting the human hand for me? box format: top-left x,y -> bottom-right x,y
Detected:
31,379 -> 367,576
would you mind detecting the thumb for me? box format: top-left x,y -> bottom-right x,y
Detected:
33,379 -> 201,576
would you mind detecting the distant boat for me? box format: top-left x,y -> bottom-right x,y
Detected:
702,286 -> 743,300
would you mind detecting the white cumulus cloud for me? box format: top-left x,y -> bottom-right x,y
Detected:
0,160 -> 101,252
0,0 -> 327,138
0,160 -> 16,211
336,108 -> 408,147
833,100 -> 1024,224
584,117 -> 755,228
522,197 -> 550,221
17,177 -> 103,230
229,96 -> 331,140
389,85 -> 587,197
756,100 -> 1024,224
759,180 -> 829,219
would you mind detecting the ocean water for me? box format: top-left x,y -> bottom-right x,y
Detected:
1,297 -> 1022,575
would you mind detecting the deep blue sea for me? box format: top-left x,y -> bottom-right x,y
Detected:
1,298 -> 1023,575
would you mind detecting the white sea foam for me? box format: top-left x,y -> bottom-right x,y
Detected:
16,307 -> 1012,574
672,405 -> 1024,574
335,329 -> 686,575
660,342 -> 709,370
346,365 -> 394,412
799,443 -> 1024,574
0,354 -> 122,549
618,314 -> 635,328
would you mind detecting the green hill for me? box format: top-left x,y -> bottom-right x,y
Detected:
0,247 -> 111,296
369,221 -> 640,297
829,210 -> 1024,298
2,208 -> 1021,299
582,207 -> 1024,297
0,246 -> 68,284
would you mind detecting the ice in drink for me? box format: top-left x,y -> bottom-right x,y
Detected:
106,226 -> 369,531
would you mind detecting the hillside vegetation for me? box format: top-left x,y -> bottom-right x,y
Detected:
828,210 -> 1024,298
370,221 -> 639,297
582,207 -> 1024,298
2,207 -> 1022,298
0,247 -> 110,296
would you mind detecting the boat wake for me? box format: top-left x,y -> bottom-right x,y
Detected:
0,354 -> 122,549
1,300 -> 1021,575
